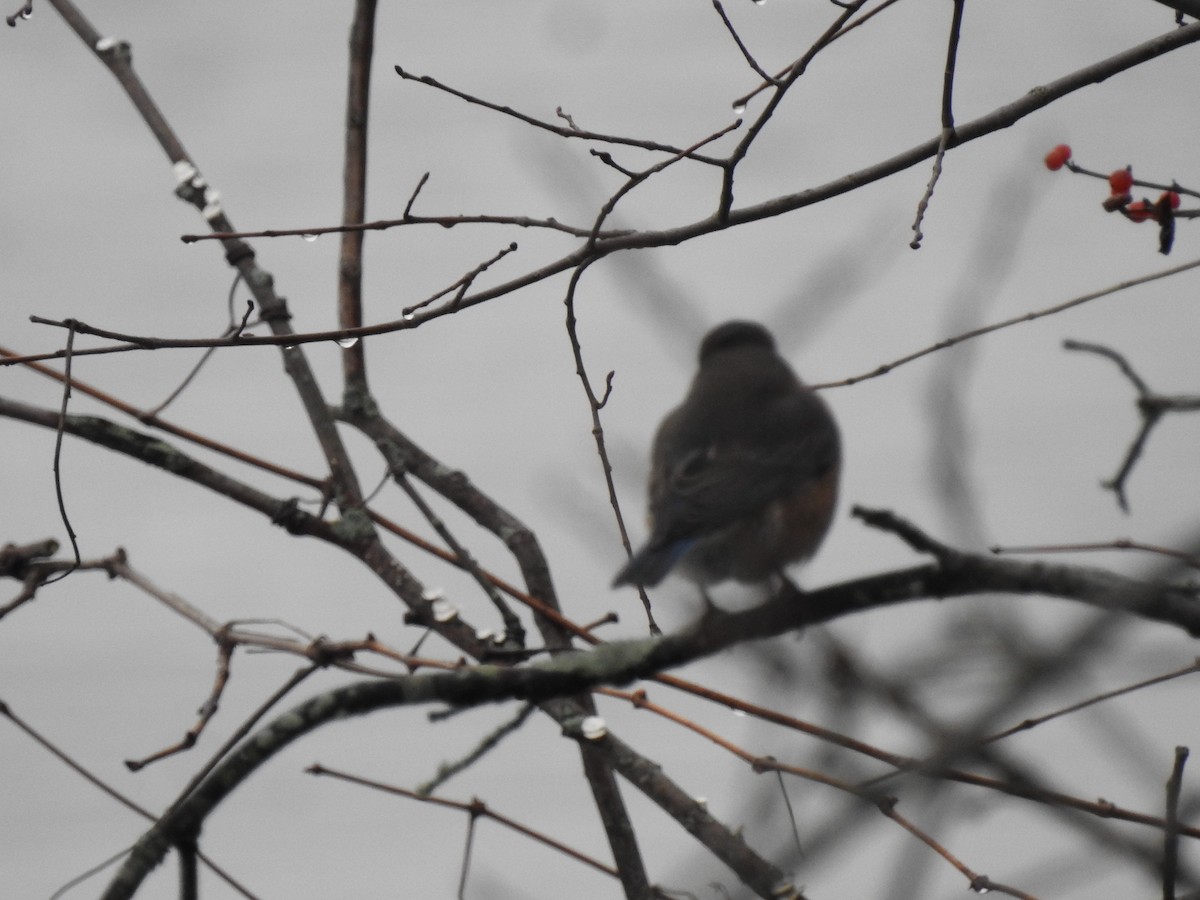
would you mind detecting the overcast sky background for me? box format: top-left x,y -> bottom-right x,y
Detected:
3,3 -> 1200,898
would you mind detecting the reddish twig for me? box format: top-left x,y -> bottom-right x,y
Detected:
307,764 -> 622,880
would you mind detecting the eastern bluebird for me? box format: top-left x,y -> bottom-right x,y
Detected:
612,320 -> 840,590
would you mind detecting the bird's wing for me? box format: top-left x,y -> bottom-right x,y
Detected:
649,427 -> 838,543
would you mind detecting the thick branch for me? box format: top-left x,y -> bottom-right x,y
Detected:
100,523 -> 1197,897
0,397 -> 339,543
342,407 -> 656,895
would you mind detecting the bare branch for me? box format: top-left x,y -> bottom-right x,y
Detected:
309,764 -> 622,881
0,699 -> 257,898
712,0 -> 779,85
47,321 -> 80,577
992,538 -> 1200,569
910,0 -> 965,248
393,65 -> 726,166
8,22 -> 1198,377
338,0 -> 377,391
100,526 -> 1200,898
719,1 -> 866,219
44,0 -> 369,513
1064,339 -> 1200,511
814,256 -> 1200,389
1164,746 -> 1189,900
182,211 -> 632,243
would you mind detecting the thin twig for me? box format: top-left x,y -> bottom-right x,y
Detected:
393,65 -> 725,166
910,0 -> 964,249
610,688 -> 1041,898
1164,746 -> 1189,900
980,661 -> 1200,745
731,0 -> 907,111
712,0 -> 778,84
402,242 -> 519,319
124,642 -> 235,771
164,666 -> 321,819
563,261 -> 660,635
9,21 -> 1200,374
457,811 -> 476,900
416,703 -> 536,795
719,1 -> 866,220
1065,157 -> 1200,201
0,344 -> 326,490
1063,339 -> 1154,394
991,539 -> 1200,570
876,799 -> 1040,899
1063,338 -> 1200,511
403,171 -> 431,216
586,120 -> 742,250
47,320 -> 81,579
0,699 -> 260,899
391,472 -> 525,646
147,272 -> 256,417
813,256 -> 1200,389
775,769 -> 805,858
45,0 -> 369,512
308,764 -> 622,880
182,210 -> 633,243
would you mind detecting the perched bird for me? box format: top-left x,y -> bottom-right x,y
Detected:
612,320 -> 840,590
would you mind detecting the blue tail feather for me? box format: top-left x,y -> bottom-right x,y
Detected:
612,539 -> 694,588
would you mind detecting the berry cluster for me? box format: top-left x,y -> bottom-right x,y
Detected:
1044,144 -> 1185,254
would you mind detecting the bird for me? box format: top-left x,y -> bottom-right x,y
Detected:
612,320 -> 840,592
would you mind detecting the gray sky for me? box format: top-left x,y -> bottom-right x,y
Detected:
3,3 -> 1200,898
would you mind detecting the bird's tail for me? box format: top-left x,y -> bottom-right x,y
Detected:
611,539 -> 693,588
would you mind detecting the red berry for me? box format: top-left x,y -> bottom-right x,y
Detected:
1159,190 -> 1182,209
1125,200 -> 1156,223
1044,144 -> 1071,171
1108,168 -> 1133,194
